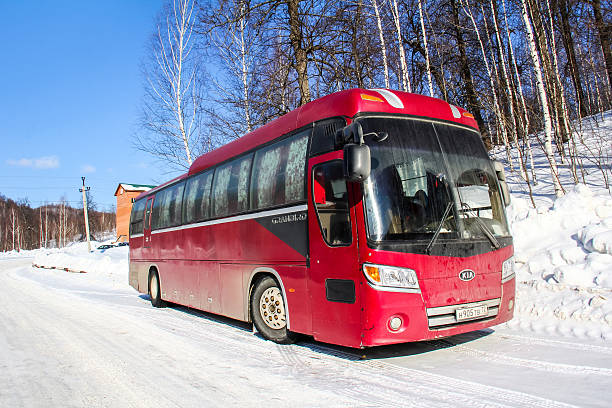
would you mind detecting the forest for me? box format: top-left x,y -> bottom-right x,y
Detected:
0,195 -> 116,252
136,0 -> 611,203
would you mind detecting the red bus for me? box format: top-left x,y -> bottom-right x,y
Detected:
129,88 -> 515,348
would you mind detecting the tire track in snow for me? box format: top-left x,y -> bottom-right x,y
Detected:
494,332 -> 612,355
139,306 -> 566,408
275,344 -> 388,407
436,339 -> 612,377
300,343 -> 578,408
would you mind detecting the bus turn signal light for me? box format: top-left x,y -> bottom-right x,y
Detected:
364,265 -> 381,283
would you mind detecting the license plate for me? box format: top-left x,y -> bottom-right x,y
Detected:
456,305 -> 488,322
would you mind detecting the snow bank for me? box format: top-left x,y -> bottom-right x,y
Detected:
493,111 -> 612,341
0,247 -> 47,259
510,184 -> 612,289
31,241 -> 129,289
506,185 -> 612,341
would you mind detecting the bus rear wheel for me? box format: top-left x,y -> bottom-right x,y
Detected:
251,276 -> 297,344
148,270 -> 166,308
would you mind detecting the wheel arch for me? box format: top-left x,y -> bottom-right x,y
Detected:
246,267 -> 291,330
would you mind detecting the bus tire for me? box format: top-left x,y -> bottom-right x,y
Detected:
148,270 -> 166,308
251,276 -> 297,344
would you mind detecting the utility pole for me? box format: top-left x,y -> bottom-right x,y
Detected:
39,207 -> 42,249
44,205 -> 48,248
80,177 -> 92,252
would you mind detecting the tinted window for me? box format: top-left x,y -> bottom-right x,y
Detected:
129,199 -> 146,236
251,130 -> 309,209
212,154 -> 253,218
183,170 -> 214,223
151,182 -> 185,230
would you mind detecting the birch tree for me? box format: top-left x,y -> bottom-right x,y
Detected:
418,0 -> 434,97
520,0 -> 563,197
461,0 -> 509,155
203,0 -> 262,140
390,0 -> 411,92
556,0 -> 588,117
449,0 -> 489,145
371,0 -> 390,88
137,0 -> 206,170
590,0 -> 612,89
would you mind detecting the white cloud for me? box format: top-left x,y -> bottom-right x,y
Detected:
81,164 -> 96,173
6,155 -> 60,169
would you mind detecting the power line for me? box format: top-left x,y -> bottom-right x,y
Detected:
27,201 -> 84,204
0,187 -> 76,190
0,175 -> 111,180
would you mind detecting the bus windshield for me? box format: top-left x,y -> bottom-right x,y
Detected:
360,116 -> 509,243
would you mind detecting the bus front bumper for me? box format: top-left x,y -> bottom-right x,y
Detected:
359,278 -> 516,347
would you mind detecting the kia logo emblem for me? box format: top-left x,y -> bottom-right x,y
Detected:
459,269 -> 476,281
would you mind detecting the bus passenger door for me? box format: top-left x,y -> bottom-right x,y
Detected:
308,157 -> 362,347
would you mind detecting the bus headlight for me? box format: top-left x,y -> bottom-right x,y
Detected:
363,263 -> 419,290
502,257 -> 515,283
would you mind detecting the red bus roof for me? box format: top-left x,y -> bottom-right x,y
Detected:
188,89 -> 478,176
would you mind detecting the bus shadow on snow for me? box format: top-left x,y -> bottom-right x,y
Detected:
351,329 -> 494,360
297,328 -> 494,361
139,293 -> 494,361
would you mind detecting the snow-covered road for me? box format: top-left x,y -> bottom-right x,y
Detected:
1,259 -> 610,407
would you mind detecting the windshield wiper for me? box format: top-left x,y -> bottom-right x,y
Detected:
461,202 -> 501,250
425,202 -> 453,255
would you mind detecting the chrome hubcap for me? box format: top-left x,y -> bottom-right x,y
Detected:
259,287 -> 286,329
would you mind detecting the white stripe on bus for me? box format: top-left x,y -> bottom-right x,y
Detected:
150,204 -> 308,235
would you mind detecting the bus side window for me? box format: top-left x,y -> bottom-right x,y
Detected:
212,154 -> 253,218
151,182 -> 185,230
167,182 -> 184,227
230,154 -> 253,213
129,199 -> 146,236
151,190 -> 163,230
251,130 -> 308,210
184,170 -> 213,224
312,162 -> 352,246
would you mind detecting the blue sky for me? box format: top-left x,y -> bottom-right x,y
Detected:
0,0 -> 174,210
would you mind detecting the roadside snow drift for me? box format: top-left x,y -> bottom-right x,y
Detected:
31,242 -> 128,290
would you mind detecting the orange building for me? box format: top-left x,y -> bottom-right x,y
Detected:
114,183 -> 155,242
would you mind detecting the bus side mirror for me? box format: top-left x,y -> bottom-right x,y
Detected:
344,143 -> 371,182
493,161 -> 511,207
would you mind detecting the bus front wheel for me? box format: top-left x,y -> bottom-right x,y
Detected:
251,276 -> 297,344
148,270 -> 166,308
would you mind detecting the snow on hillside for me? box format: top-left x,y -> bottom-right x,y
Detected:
492,111 -> 612,341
